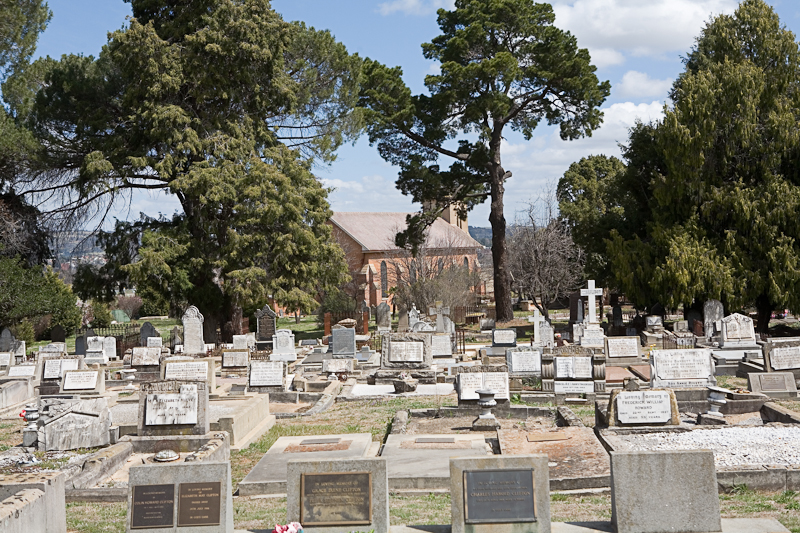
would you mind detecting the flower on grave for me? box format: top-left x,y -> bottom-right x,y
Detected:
272,522 -> 303,533
399,372 -> 410,380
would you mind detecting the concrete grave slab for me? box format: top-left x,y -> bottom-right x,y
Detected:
497,427 -> 610,490
605,367 -> 635,384
238,433 -> 373,496
0,471 -> 66,533
381,433 -> 489,490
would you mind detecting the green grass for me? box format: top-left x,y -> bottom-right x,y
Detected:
66,502 -> 126,533
276,315 -> 323,341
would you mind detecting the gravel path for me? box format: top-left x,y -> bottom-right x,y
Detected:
612,426 -> 800,467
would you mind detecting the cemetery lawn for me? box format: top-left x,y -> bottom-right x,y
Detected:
276,315 -> 323,341
715,375 -> 748,389
230,396 -> 457,490
0,418 -> 23,451
776,400 -> 800,414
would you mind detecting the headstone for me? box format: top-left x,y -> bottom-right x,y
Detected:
506,348 -> 542,375
40,342 -> 66,353
645,315 -> 663,332
85,336 -> 109,365
331,328 -> 356,358
381,333 -> 432,369
703,299 -> 723,340
411,320 -> 435,332
449,456 -> 550,533
492,329 -> 517,348
457,371 -> 509,400
674,320 -> 689,333
322,359 -> 355,373
140,322 -> 158,347
539,322 -> 555,349
579,325 -> 605,348
248,360 -> 286,390
163,360 -> 210,382
766,343 -> 800,373
127,461 -> 233,532
0,328 -> 13,351
479,318 -> 495,331
720,313 -> 756,347
86,336 -> 103,354
271,329 -> 297,362
612,305 -> 623,327
398,307 -> 409,332
169,326 -> 182,351
650,349 -> 716,388
605,337 -> 641,365
610,450 -> 721,533
41,355 -> 81,380
408,304 -> 420,329
146,337 -> 163,348
181,306 -> 205,354
36,397 -> 111,451
376,302 -> 391,331
286,458 -> 389,533
60,369 -> 104,395
747,372 -> 798,399
529,309 -> 546,343
138,381 -> 210,436
221,350 -> 249,368
75,335 -> 86,356
0,352 -> 12,370
7,364 -> 36,378
428,301 -> 450,333
131,347 -> 161,367
50,325 -> 66,343
104,336 -> 117,360
541,346 -> 605,397
606,389 -> 679,426
232,335 -> 247,350
686,309 -> 703,333
431,334 -> 453,357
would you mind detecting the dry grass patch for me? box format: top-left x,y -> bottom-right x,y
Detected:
0,418 -> 23,451
66,502 -> 126,533
234,496 -> 286,531
550,493 -> 611,522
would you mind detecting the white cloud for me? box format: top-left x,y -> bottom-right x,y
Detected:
616,70 -> 673,99
322,174 -> 416,213
588,48 -> 626,68
551,0 -> 737,62
377,0 -> 454,16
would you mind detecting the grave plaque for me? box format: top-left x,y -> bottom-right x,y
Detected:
606,337 -> 640,359
164,361 -> 208,381
463,469 -> 536,524
323,359 -> 353,373
0,352 -> 10,367
332,328 -> 357,356
300,472 -> 372,526
555,356 -> 592,379
249,361 -> 284,387
431,335 -> 453,357
131,484 -> 175,529
748,372 -> 798,398
615,391 -> 672,424
580,326 -> 605,348
145,384 -> 198,425
458,372 -> 509,400
222,350 -> 248,368
389,341 -> 424,363
553,381 -> 595,394
508,350 -> 541,374
232,335 -> 248,350
43,358 -> 78,379
62,370 -> 99,391
146,337 -> 163,348
492,329 -> 517,347
770,346 -> 800,370
177,481 -> 221,527
7,364 -> 35,377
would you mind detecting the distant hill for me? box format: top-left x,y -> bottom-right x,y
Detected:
468,226 -> 492,246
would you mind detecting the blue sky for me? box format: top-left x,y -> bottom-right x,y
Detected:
34,0 -> 800,228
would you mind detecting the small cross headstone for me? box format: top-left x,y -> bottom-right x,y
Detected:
529,309 -> 546,343
580,280 -> 603,324
428,301 -> 451,333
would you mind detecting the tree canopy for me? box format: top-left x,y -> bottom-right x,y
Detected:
18,0 -> 361,337
559,0 -> 800,331
358,0 -> 609,321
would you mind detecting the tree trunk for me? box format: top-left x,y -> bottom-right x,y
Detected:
489,169 -> 513,322
755,293 -> 773,335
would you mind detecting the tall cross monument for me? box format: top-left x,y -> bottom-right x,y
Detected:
580,280 -> 603,324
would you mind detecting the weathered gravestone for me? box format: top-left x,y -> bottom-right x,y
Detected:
747,372 -> 798,399
271,329 -> 297,362
764,340 -> 800,380
126,461 -> 233,533
50,325 -> 66,343
181,306 -> 205,355
286,458 -> 389,533
6,363 -> 36,378
331,328 -> 356,359
456,367 -> 510,401
39,355 -> 82,393
248,360 -> 286,392
539,321 -> 555,349
431,334 -> 453,357
606,389 -> 679,427
376,302 -> 391,332
221,350 -> 249,370
140,322 -> 159,347
131,347 -> 161,367
85,336 -> 110,365
169,327 -> 182,351
397,306 -> 409,332
36,397 -> 111,451
0,328 -> 13,352
381,333 -> 432,369
506,347 -> 542,376
610,450 -> 720,533
703,299 -> 724,340
138,381 -> 210,436
146,336 -> 163,348
256,304 -> 277,349
162,359 -> 213,386
322,358 -> 355,374
449,455 -> 550,533
540,346 -> 606,402
720,313 -> 757,348
0,352 -> 12,370
232,335 -> 247,350
408,304 -> 420,329
650,349 -> 716,389
74,334 -> 86,356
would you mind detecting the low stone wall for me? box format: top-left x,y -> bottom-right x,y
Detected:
0,489 -> 47,533
0,472 -> 66,533
211,394 -> 270,446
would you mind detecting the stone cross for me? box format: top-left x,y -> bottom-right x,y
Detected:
580,280 -> 603,324
428,301 -> 450,333
530,308 -> 546,342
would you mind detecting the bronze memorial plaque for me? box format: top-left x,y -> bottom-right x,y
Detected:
301,472 -> 372,526
463,469 -> 536,524
131,484 -> 175,529
177,482 -> 222,527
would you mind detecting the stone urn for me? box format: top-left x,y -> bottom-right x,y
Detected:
393,378 -> 419,394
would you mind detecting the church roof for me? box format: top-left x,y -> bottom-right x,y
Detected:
330,212 -> 483,252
